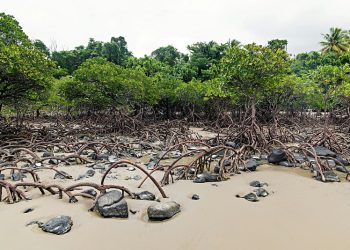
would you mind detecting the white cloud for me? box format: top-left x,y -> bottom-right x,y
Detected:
2,0 -> 350,56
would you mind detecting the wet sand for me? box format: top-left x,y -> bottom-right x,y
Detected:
1,164 -> 350,250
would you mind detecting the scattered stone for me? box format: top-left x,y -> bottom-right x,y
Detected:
211,183 -> 219,187
69,196 -> 78,203
335,165 -> 348,173
54,171 -> 71,179
249,180 -> 268,187
236,193 -> 259,202
127,167 -> 136,171
23,208 -> 34,213
268,149 -> 287,164
279,161 -> 294,167
12,172 -> 25,181
244,159 -> 258,171
130,209 -> 137,214
193,173 -> 221,183
48,159 -> 59,165
95,190 -> 128,218
135,191 -> 156,201
92,164 -> 106,170
314,146 -> 336,157
336,155 -> 349,166
81,189 -> 97,198
146,161 -> 156,170
33,216 -> 73,235
108,155 -> 118,163
0,174 -> 4,180
225,141 -> 236,148
133,175 -> 142,181
85,169 -> 95,177
42,152 -> 54,158
254,188 -> 269,197
191,194 -> 200,200
147,201 -> 181,221
315,171 -> 340,182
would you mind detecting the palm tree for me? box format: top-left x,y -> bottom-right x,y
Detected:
320,27 -> 349,54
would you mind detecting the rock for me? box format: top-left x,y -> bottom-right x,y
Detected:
54,171 -> 71,179
225,141 -> 236,148
40,216 -> 73,235
315,171 -> 340,182
193,173 -> 220,183
335,165 -> 348,173
336,156 -> 349,166
191,194 -> 200,200
254,188 -> 269,197
127,167 -> 136,171
147,201 -> 181,221
236,193 -> 259,202
93,164 -> 106,170
135,191 -> 156,201
249,180 -> 268,187
0,174 -> 4,180
48,159 -> 59,165
108,155 -> 118,163
244,159 -> 258,171
69,196 -> 78,203
268,149 -> 287,164
279,161 -> 294,167
95,190 -> 128,218
42,152 -> 54,158
133,175 -> 142,181
314,146 -> 336,157
325,160 -> 336,168
81,189 -> 97,197
85,169 -> 95,177
130,209 -> 138,214
156,151 -> 169,159
12,172 -> 25,181
23,208 -> 34,213
146,161 -> 156,170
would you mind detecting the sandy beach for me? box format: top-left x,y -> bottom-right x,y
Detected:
1,163 -> 349,250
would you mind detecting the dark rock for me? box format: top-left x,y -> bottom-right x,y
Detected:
146,161 -> 156,170
249,180 -> 268,187
325,160 -> 336,168
135,191 -> 156,201
54,171 -> 71,179
81,189 -> 97,197
108,155 -> 118,163
12,172 -> 25,181
191,194 -> 200,200
314,146 -> 336,157
85,169 -> 95,177
42,152 -> 54,158
40,216 -> 73,235
69,196 -> 78,203
237,193 -> 259,202
244,159 -> 258,171
93,164 -> 106,170
188,168 -> 196,175
147,201 -> 181,221
315,171 -> 340,182
0,174 -> 4,180
279,161 -> 294,167
336,156 -> 349,166
225,141 -> 236,148
268,149 -> 287,164
335,165 -> 348,173
254,188 -> 269,197
130,209 -> 137,214
23,208 -> 34,213
48,159 -> 59,165
193,173 -> 220,183
95,190 -> 128,218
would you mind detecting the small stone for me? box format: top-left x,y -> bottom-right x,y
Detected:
249,180 -> 268,187
42,152 -> 54,158
254,188 -> 269,197
127,167 -> 136,171
40,216 -> 73,235
133,175 -> 142,181
135,191 -> 156,201
85,169 -> 95,177
314,146 -> 336,157
147,201 -> 181,221
12,172 -> 25,181
93,164 -> 106,170
48,159 -> 59,165
23,208 -> 34,213
268,149 -> 287,164
54,171 -> 71,179
0,174 -> 5,180
81,189 -> 97,197
191,194 -> 200,200
315,171 -> 340,182
237,193 -> 259,202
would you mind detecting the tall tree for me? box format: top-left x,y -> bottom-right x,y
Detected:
268,39 -> 288,51
320,27 -> 349,54
151,45 -> 181,66
102,36 -> 132,66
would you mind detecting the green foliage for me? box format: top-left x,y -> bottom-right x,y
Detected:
268,39 -> 288,51
151,45 -> 181,67
219,43 -> 290,102
0,12 -> 31,46
320,27 -> 349,54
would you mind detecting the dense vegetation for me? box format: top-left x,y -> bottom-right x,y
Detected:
1,12 -> 350,124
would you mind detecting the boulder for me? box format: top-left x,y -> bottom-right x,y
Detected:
95,190 -> 128,218
147,201 -> 181,221
244,159 -> 258,171
268,149 -> 287,164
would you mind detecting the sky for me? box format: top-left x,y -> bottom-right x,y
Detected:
2,0 -> 350,56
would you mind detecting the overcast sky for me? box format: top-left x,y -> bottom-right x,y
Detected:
2,0 -> 350,56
